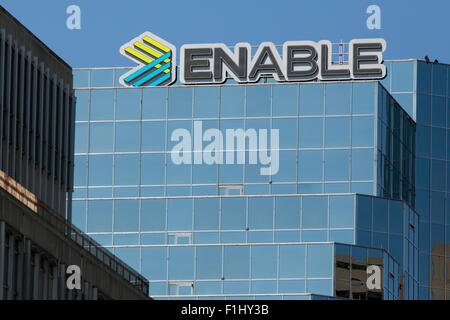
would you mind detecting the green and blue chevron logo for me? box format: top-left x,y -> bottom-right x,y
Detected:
119,32 -> 176,87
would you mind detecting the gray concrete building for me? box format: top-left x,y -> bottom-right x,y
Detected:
0,5 -> 150,300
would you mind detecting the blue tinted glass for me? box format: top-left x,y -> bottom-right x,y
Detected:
88,155 -> 113,186
75,90 -> 89,121
324,183 -> 349,193
223,281 -> 249,294
194,232 -> 219,244
221,197 -> 246,230
248,197 -> 273,229
220,86 -> 245,117
275,230 -> 300,242
142,247 -> 167,280
114,154 -> 139,185
352,82 -> 375,114
192,161 -> 217,184
116,88 -> 141,120
75,123 -> 88,153
273,151 -> 297,183
279,245 -> 305,278
302,196 -> 328,229
167,120 -> 192,152
72,201 -> 86,231
302,230 -> 327,242
325,117 -> 350,147
141,121 -> 166,152
221,232 -> 246,243
279,280 -> 305,293
430,191 -> 445,225
74,156 -> 87,186
168,87 -> 193,118
356,196 -> 372,230
352,149 -> 374,180
432,63 -> 447,96
196,246 -> 222,279
142,88 -> 167,119
299,118 -> 323,148
224,246 -> 250,279
141,153 -> 165,185
167,199 -> 192,231
114,248 -> 140,271
330,230 -> 354,243
87,200 -> 113,232
273,118 -> 297,149
74,70 -> 89,88
432,96 -> 446,127
416,125 -> 430,158
114,200 -> 139,232
391,61 -> 414,92
89,122 -> 113,153
194,86 -> 219,118
275,197 -> 300,229
141,199 -> 166,231
373,198 -> 388,233
431,159 -> 445,191
251,280 -> 277,294
307,279 -> 332,296
272,85 -> 297,116
417,61 -> 431,94
196,282 -> 222,295
299,84 -> 324,116
169,247 -> 194,280
252,245 -> 277,279
298,150 -> 323,182
114,233 -> 139,246
248,231 -> 272,243
115,122 -> 140,152
416,157 -> 430,189
324,149 -> 349,181
307,244 -> 333,277
416,94 -> 431,125
393,93 -> 413,117
246,85 -> 270,117
388,201 -> 403,234
330,195 -> 355,228
352,116 -> 374,147
90,69 -> 113,87
90,89 -> 114,121
194,198 -> 219,230
325,83 -> 350,115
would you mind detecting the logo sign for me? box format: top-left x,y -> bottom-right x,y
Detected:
119,32 -> 176,87
120,32 -> 386,87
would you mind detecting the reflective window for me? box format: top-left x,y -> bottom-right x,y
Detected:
75,90 -> 89,121
141,154 -> 165,185
251,245 -> 277,279
432,63 -> 447,96
87,200 -> 113,232
352,82 -> 375,114
90,89 -> 114,120
74,70 -> 89,88
142,247 -> 167,280
352,149 -> 374,180
168,87 -> 192,118
74,156 -> 87,187
141,199 -> 166,231
142,88 -> 167,119
432,96 -> 446,127
114,154 -> 139,186
169,247 -> 194,280
221,197 -> 246,230
246,85 -> 270,117
299,84 -> 324,115
114,248 -> 140,272
299,118 -> 323,148
352,117 -> 374,147
325,83 -> 350,115
330,195 -> 354,228
88,155 -> 113,186
89,122 -> 113,153
141,121 -> 166,152
325,117 -> 350,147
224,246 -> 250,279
417,61 -> 431,94
302,196 -> 328,229
273,151 -> 297,183
275,197 -> 300,229
220,86 -> 245,117
279,245 -> 305,278
196,246 -> 222,279
116,89 -> 141,120
194,198 -> 219,230
324,150 -> 349,181
115,122 -> 140,152
273,118 -> 297,149
194,86 -> 219,118
391,61 -> 414,92
373,198 -> 388,233
114,200 -> 139,232
75,123 -> 88,153
272,85 -> 297,116
298,150 -> 323,182
356,196 -> 372,230
167,199 -> 192,231
90,69 -> 114,87
248,197 -> 273,230
307,244 -> 333,277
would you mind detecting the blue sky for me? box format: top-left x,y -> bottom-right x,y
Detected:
1,0 -> 449,68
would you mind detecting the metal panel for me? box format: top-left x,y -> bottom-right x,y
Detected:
6,233 -> 14,299
0,29 -> 5,170
59,264 -> 66,300
15,237 -> 24,300
24,51 -> 32,190
17,46 -> 26,185
30,57 -> 38,195
23,239 -> 31,299
4,35 -> 12,173
32,251 -> 39,299
10,39 -> 18,179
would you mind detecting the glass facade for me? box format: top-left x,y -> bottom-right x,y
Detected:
72,60 -> 449,300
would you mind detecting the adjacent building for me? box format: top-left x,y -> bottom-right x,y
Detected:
0,6 -> 150,300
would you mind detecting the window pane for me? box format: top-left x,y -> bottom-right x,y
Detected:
194,86 -> 218,118
75,123 -> 88,153
87,200 -> 113,232
167,198 -> 192,231
279,245 -> 306,278
221,197 -> 246,230
116,88 -> 141,120
89,122 -> 113,153
352,149 -> 374,180
90,69 -> 113,87
196,246 -> 222,279
114,154 -> 139,185
168,87 -> 192,118
88,155 -> 113,186
324,150 -> 349,181
141,199 -> 166,231
252,245 -> 277,279
352,116 -> 374,147
275,197 -> 300,229
299,118 -> 323,148
299,84 -> 324,115
142,247 -> 167,280
302,196 -> 328,229
392,61 -> 414,92
220,86 -> 244,117
74,70 -> 89,88
224,246 -> 250,279
90,89 -> 114,120
298,150 -> 323,182
115,122 -> 140,152
114,200 -> 139,232
325,83 -> 350,115
325,117 -> 350,147
330,195 -> 354,228
142,121 -> 166,152
272,85 -> 297,116
352,82 -> 375,114
75,90 -> 89,121
169,247 -> 194,280
273,118 -> 297,149
142,87 -> 167,119
246,85 -> 270,117
307,244 -> 333,277
141,154 -> 165,185
194,198 -> 219,230
248,197 -> 273,229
